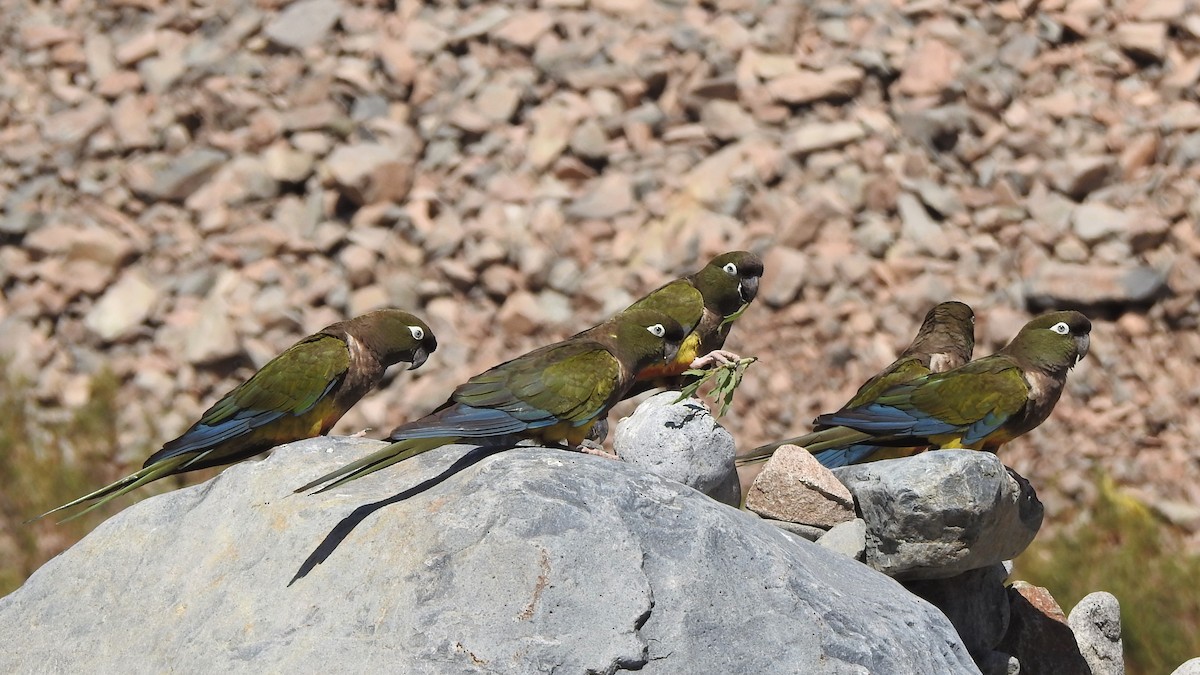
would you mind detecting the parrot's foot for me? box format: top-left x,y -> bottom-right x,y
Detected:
690,349 -> 740,369
349,428 -> 372,438
573,440 -> 617,459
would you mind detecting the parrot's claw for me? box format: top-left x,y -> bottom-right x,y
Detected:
574,440 -> 617,458
690,349 -> 740,369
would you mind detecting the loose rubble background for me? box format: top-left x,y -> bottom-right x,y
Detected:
1,0 -> 1198,595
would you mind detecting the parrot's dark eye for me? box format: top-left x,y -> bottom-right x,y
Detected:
722,262 -> 738,275
408,326 -> 425,340
647,323 -> 666,338
1050,322 -> 1069,335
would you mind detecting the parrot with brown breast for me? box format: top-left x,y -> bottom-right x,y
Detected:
33,308 -> 438,521
739,300 -> 976,467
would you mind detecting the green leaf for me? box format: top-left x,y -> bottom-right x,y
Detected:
673,356 -> 757,417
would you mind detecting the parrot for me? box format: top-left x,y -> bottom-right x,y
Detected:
624,250 -> 764,390
32,308 -> 438,522
741,309 -> 1090,467
738,300 -> 976,467
293,307 -> 687,494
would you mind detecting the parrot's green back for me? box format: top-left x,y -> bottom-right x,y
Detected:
32,308 -> 437,522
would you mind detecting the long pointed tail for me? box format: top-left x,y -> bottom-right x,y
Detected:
27,454 -> 194,524
735,426 -> 874,467
294,437 -> 453,495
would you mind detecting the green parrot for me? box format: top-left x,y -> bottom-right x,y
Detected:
742,310 -> 1090,467
739,300 -> 976,467
625,250 -> 764,390
293,307 -> 686,494
33,309 -> 438,521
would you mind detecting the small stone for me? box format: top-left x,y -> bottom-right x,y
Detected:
998,581 -> 1090,675
185,290 -> 242,365
42,99 -> 108,146
126,149 -> 228,202
1046,156 -> 1114,199
816,518 -> 866,561
786,121 -> 864,156
111,94 -> 156,150
745,445 -> 856,529
766,66 -> 864,105
760,246 -> 807,308
83,271 -> 160,342
568,119 -> 608,160
1071,203 -> 1131,244
896,40 -> 963,96
566,173 -> 633,220
1067,592 -> 1124,675
613,392 -> 738,505
264,0 -> 342,50
263,143 -> 314,183
492,11 -> 555,48
325,143 -> 412,205
897,193 -> 944,256
528,104 -> 574,169
1115,22 -> 1168,62
699,100 -> 756,141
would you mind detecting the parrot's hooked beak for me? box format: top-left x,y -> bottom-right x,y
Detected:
409,345 -> 430,370
739,275 -> 760,304
1072,334 -> 1090,367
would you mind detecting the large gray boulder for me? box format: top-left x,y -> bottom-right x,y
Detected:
0,437 -> 978,674
834,450 -> 1044,580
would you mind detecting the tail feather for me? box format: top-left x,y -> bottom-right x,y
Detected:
812,444 -> 882,469
295,437 -> 452,495
735,426 -> 874,467
27,455 -> 193,523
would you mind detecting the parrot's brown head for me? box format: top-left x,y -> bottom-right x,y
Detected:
1002,310 -> 1091,374
608,308 -> 686,374
905,300 -> 976,372
691,250 -> 764,317
345,309 -> 439,370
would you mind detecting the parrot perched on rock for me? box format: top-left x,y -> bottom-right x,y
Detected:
33,309 -> 438,522
739,300 -> 976,467
624,250 -> 763,391
294,307 -> 686,494
741,309 -> 1090,467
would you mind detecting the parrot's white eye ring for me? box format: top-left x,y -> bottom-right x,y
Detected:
408,326 -> 425,340
1050,321 -> 1070,335
647,323 -> 666,338
722,262 -> 738,275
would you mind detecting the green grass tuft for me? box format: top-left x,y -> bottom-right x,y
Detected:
1015,474 -> 1200,675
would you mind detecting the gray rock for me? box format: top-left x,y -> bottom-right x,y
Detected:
817,518 -> 866,561
264,0 -> 342,50
834,451 -> 1044,580
0,438 -> 979,674
1067,591 -> 1124,675
905,563 -> 1011,660
1023,261 -> 1170,309
1174,658 -> 1200,675
613,392 -> 737,504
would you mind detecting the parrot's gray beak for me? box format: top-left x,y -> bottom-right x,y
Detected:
664,341 -> 681,365
1073,334 -> 1090,366
740,275 -> 760,303
409,346 -> 430,370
